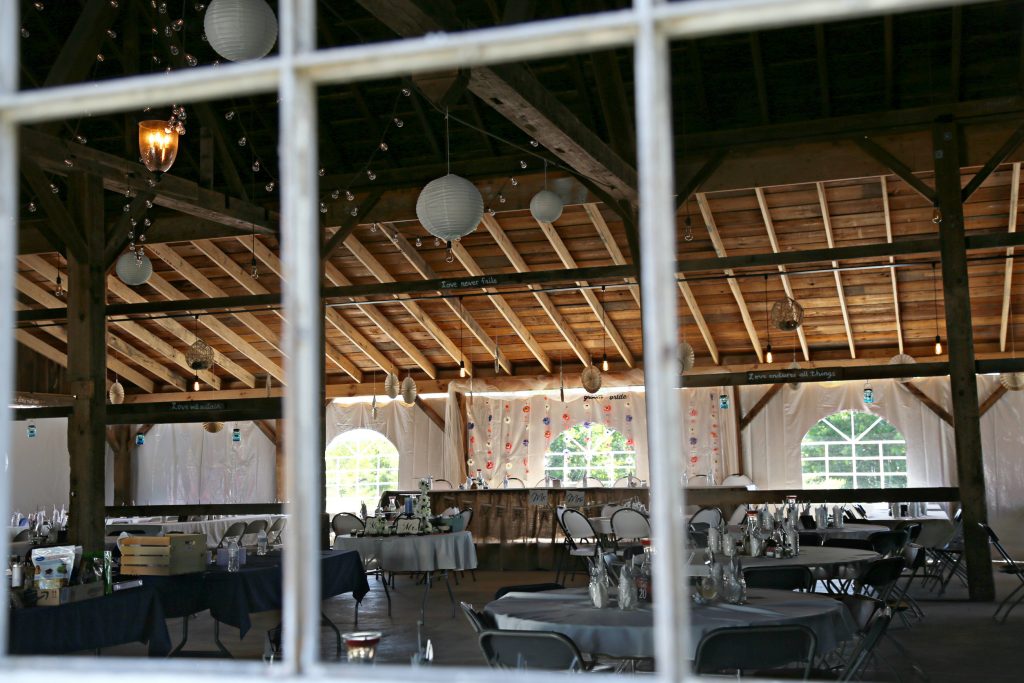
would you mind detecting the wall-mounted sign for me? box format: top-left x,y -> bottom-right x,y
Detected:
170,401 -> 226,412
135,433 -> 145,446
745,368 -> 842,385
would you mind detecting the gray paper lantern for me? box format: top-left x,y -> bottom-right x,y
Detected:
581,365 -> 602,393
384,373 -> 399,399
678,341 -> 695,373
108,380 -> 125,405
888,353 -> 917,384
771,297 -> 804,331
115,252 -> 153,286
415,174 -> 483,243
204,0 -> 278,62
1000,372 -> 1024,391
530,190 -> 563,223
401,376 -> 418,405
186,338 -> 214,371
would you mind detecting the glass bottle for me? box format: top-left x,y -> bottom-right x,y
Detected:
257,529 -> 268,556
227,538 -> 240,572
637,547 -> 653,603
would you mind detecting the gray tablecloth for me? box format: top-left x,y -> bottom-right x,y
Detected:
741,545 -> 879,580
485,587 -> 856,660
805,524 -> 889,540
333,530 -> 477,572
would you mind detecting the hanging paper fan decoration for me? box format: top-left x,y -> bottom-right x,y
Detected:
401,376 -> 418,404
203,421 -> 224,434
384,373 -> 399,399
108,379 -> 125,405
888,353 -> 917,384
679,341 -> 695,373
1000,372 -> 1024,391
770,297 -> 804,331
581,365 -> 602,393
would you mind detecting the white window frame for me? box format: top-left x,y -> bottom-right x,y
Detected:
801,411 -> 909,490
544,423 -> 637,483
325,429 -> 400,512
0,0 -> 964,680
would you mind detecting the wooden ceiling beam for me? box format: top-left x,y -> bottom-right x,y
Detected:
816,182 -> 857,359
754,188 -> 810,362
321,190 -> 383,262
534,219 -> 636,367
450,240 -> 552,373
749,32 -> 770,125
21,162 -> 88,261
40,0 -> 119,89
191,239 -> 363,382
814,25 -> 830,118
677,278 -> 720,365
105,332 -> 188,391
584,203 -> 641,308
342,234 -> 474,376
852,135 -> 937,204
961,121 -> 1024,202
999,162 -> 1021,353
481,213 -> 590,367
696,193 -> 763,362
374,223 -> 513,373
879,177 -> 905,356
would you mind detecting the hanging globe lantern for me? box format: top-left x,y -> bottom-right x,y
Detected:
581,365 -> 602,393
415,174 -> 483,243
771,297 -> 804,331
888,353 -> 917,384
203,421 -> 224,434
529,189 -> 563,223
678,341 -> 695,373
384,373 -> 399,399
401,376 -> 417,405
204,0 -> 278,62
108,379 -> 125,405
138,120 -> 179,173
1000,372 -> 1024,391
186,338 -> 214,372
115,252 -> 153,286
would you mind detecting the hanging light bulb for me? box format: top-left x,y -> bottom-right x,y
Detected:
602,356 -> 609,372
459,361 -> 466,378
138,120 -> 179,173
931,262 -> 942,356
766,344 -> 774,364
935,335 -> 943,356
193,375 -> 201,392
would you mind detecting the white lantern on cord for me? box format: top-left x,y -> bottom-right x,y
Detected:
384,373 -> 399,399
204,0 -> 278,62
401,376 -> 418,405
415,174 -> 483,243
530,189 -> 563,223
115,252 -> 153,286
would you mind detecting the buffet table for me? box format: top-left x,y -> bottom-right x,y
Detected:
332,530 -> 477,572
106,514 -> 286,547
485,587 -> 856,660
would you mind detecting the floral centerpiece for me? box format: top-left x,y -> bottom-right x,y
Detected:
414,478 -> 434,533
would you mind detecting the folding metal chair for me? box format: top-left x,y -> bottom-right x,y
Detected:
980,523 -> 1024,622
694,625 -> 817,679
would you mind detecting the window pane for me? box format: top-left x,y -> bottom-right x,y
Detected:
545,424 -> 636,483
803,459 -> 826,473
885,475 -> 909,488
831,444 -> 853,458
858,475 -> 881,489
853,411 -> 880,436
883,459 -> 907,472
801,411 -> 907,491
831,459 -> 853,473
884,443 -> 907,457
855,443 -> 879,458
857,459 -> 880,473
803,444 -> 825,457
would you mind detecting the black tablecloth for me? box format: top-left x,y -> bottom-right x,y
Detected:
145,550 -> 369,637
8,586 -> 172,656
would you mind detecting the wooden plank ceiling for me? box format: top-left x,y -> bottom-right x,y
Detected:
12,0 -> 1024,399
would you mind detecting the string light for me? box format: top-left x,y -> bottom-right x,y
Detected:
932,262 -> 943,356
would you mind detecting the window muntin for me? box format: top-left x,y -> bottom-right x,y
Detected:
544,423 -> 636,484
325,429 -> 398,513
801,411 -> 908,489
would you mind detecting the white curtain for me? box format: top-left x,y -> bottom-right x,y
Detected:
979,374 -> 1024,554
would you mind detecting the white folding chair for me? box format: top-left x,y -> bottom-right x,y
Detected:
556,508 -> 602,583
610,508 -> 651,544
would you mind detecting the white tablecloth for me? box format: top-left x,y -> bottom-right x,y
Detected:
485,587 -> 856,659
140,514 -> 286,546
333,531 -> 477,572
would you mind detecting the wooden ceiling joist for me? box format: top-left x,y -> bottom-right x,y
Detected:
999,162 -> 1021,352
583,203 -> 641,308
342,234 -> 474,376
190,239 -> 364,382
534,218 -> 636,368
815,182 -> 857,359
480,214 -> 590,367
374,223 -> 512,373
754,188 -> 810,362
678,277 -> 720,365
696,193 -> 763,363
879,177 -> 905,356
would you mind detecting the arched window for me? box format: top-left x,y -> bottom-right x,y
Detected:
325,429 -> 399,513
544,423 -> 636,484
801,411 -> 907,490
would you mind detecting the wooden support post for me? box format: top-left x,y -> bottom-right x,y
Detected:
933,121 -> 995,601
739,383 -> 783,429
275,419 -> 285,504
66,172 -> 106,554
455,391 -> 468,483
979,385 -> 1008,418
902,382 -> 954,427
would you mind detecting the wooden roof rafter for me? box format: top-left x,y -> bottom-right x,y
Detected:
815,181 -> 857,359
999,162 -> 1021,352
879,176 -> 905,355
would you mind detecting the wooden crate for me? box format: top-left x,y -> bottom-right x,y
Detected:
119,534 -> 206,576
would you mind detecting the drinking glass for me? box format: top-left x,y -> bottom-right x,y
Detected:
343,631 -> 382,663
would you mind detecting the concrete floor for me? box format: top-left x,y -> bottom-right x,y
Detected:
98,559 -> 1024,680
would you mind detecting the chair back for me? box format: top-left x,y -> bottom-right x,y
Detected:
505,477 -> 526,488
743,566 -> 814,592
868,529 -> 910,557
12,529 -> 29,542
582,477 -> 605,488
857,557 -> 906,596
431,478 -> 453,490
561,508 -> 598,544
689,507 -> 723,528
610,508 -> 651,541
458,507 -> 473,529
694,625 -> 816,678
612,475 -> 640,488
218,521 -> 248,547
799,532 -> 823,547
494,583 -> 564,600
840,609 -> 893,682
834,594 -> 883,632
478,631 -> 585,671
267,516 -> 287,543
243,519 -> 268,536
459,602 -> 495,634
980,522 -> 1019,567
331,512 -> 364,535
895,520 -> 922,542
721,473 -> 754,488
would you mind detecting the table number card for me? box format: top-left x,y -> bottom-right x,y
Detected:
564,491 -> 586,508
528,489 -> 549,506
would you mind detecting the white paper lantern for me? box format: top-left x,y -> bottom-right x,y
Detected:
678,341 -> 695,373
581,365 -> 602,393
108,380 -> 125,405
204,0 -> 278,62
384,373 -> 399,399
530,189 -> 563,223
1001,372 -> 1024,391
888,353 -> 917,384
401,376 -> 417,404
115,252 -> 153,286
415,174 -> 483,243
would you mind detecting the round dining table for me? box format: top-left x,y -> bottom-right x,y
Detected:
740,545 -> 880,581
801,523 -> 889,541
484,586 -> 857,660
